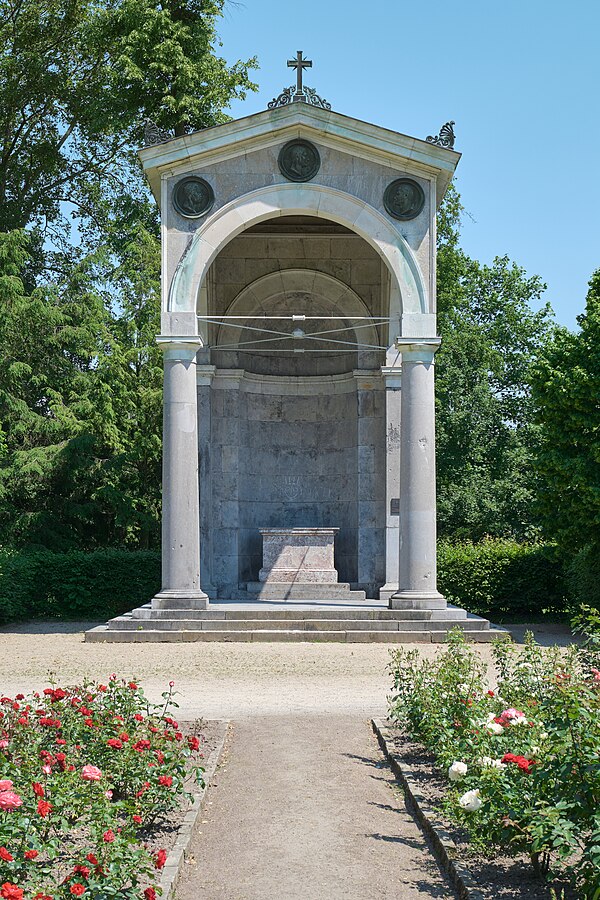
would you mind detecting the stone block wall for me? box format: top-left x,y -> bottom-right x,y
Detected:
201,378 -> 386,598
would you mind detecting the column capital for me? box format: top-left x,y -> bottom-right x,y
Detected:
156,335 -> 204,360
394,337 -> 441,363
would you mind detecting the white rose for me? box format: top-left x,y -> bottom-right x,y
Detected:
486,722 -> 504,735
479,756 -> 505,769
448,761 -> 468,781
512,715 -> 528,726
459,789 -> 482,812
457,683 -> 470,693
540,731 -> 548,741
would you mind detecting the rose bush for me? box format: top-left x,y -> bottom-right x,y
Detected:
0,678 -> 205,898
389,621 -> 600,898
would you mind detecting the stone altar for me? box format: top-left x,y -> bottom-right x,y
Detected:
258,528 -> 339,584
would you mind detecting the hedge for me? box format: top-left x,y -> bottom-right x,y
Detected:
437,539 -> 570,621
567,543 -> 600,611
0,549 -> 161,624
0,540 -> 574,625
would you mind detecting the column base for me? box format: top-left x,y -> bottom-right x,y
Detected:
379,583 -> 399,603
388,589 -> 446,610
151,590 -> 210,611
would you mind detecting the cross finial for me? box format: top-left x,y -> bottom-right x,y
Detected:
287,50 -> 312,97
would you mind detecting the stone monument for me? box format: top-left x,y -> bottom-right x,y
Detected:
106,53 -> 462,611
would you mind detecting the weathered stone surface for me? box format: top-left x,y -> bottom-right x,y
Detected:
258,528 -> 339,584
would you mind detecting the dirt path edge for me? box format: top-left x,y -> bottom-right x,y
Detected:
371,718 -> 485,900
160,720 -> 230,900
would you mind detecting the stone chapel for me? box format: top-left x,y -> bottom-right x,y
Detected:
87,57 -> 502,642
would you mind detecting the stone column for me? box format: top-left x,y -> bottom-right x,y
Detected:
152,337 -> 209,609
379,366 -> 402,602
390,340 -> 445,608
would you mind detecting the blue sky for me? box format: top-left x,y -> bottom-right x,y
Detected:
218,0 -> 599,330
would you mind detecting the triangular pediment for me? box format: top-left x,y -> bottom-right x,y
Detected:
139,102 -> 459,203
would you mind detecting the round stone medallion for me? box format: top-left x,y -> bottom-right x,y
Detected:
278,139 -> 321,182
383,178 -> 425,220
173,177 -> 214,218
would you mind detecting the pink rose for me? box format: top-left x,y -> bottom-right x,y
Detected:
0,791 -> 23,810
0,741 -> 9,750
0,781 -> 13,791
81,765 -> 102,782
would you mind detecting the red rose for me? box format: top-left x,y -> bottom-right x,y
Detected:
133,740 -> 151,752
73,866 -> 90,879
158,776 -> 173,788
118,733 -> 129,743
106,739 -> 122,751
85,854 -> 98,866
187,736 -> 200,751
132,815 -> 142,825
134,714 -> 144,722
102,830 -> 115,843
128,682 -> 137,691
144,889 -> 157,900
70,885 -> 85,896
32,783 -> 44,798
37,800 -> 52,818
0,885 -> 22,900
154,849 -> 167,870
0,848 -> 13,862
98,685 -> 107,692
1,885 -> 24,900
24,850 -> 38,860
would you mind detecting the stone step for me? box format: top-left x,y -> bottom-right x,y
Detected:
129,604 -> 468,621
86,625 -> 508,644
243,583 -> 367,601
104,613 -> 485,633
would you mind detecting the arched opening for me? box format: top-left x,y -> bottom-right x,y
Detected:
197,214 -> 389,598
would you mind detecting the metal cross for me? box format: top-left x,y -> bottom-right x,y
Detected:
288,50 -> 312,96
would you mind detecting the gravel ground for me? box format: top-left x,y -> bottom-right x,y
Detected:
0,620 -> 499,718
0,620 -> 577,900
176,716 -> 457,900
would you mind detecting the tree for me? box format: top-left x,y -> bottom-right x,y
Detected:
0,0 -> 257,549
0,0 -> 257,234
531,270 -> 600,552
435,186 -> 553,540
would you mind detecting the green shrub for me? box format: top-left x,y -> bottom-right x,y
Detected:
0,549 -> 161,623
437,539 -> 570,621
567,544 -> 600,610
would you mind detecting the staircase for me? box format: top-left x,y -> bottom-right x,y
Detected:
85,596 -> 508,643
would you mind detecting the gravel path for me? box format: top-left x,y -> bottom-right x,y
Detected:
176,716 -> 455,900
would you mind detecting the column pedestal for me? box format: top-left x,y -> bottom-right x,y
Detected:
152,337 -> 209,609
390,340 -> 445,609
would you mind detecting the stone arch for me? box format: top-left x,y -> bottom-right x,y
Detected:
167,183 -> 428,340
214,269 -> 381,352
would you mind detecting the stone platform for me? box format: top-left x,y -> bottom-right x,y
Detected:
85,598 -> 508,643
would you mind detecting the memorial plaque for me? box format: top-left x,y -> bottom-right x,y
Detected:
390,498 -> 400,516
278,139 -> 320,182
383,178 -> 425,220
173,177 -> 214,218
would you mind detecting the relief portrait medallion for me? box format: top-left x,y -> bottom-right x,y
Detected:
278,139 -> 321,182
383,178 -> 425,220
173,176 -> 215,218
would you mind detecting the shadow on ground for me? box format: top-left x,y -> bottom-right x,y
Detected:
0,620 -> 101,635
505,623 -> 580,647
